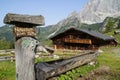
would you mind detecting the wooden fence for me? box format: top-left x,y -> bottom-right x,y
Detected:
35,51 -> 99,80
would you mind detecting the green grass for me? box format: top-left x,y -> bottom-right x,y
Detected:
97,51 -> 120,69
104,28 -> 120,44
97,46 -> 120,79
0,61 -> 15,80
0,57 -> 58,80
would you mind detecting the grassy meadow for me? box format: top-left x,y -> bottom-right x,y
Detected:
96,46 -> 120,80
0,46 -> 120,80
0,61 -> 15,80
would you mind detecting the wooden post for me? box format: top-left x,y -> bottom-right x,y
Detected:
4,13 -> 45,80
15,37 -> 39,80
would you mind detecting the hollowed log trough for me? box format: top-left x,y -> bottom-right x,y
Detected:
35,51 -> 99,80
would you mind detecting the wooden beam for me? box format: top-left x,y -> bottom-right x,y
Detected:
35,51 -> 99,80
4,13 -> 45,26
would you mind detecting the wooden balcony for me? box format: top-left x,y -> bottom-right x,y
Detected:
64,38 -> 92,44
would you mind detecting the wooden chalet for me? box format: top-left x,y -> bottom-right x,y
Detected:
49,27 -> 117,50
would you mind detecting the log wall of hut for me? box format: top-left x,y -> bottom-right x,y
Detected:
51,29 -> 101,50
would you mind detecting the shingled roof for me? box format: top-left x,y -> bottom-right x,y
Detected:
49,27 -> 115,41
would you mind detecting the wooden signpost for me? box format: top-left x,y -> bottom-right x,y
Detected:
4,13 -> 45,80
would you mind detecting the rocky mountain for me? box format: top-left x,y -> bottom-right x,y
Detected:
47,11 -> 81,38
79,0 -> 120,24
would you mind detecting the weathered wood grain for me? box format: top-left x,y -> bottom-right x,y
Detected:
15,37 -> 39,80
35,51 -> 99,80
13,26 -> 36,37
4,13 -> 45,26
15,37 -> 54,80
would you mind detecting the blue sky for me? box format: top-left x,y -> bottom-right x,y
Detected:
0,0 -> 88,27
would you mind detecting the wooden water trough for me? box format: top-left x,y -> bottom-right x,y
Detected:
35,51 -> 99,80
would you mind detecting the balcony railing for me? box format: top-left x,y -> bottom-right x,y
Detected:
64,38 -> 92,44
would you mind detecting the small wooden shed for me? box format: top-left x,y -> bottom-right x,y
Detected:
49,27 -> 117,50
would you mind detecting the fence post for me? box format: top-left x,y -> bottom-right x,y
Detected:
4,13 -> 44,80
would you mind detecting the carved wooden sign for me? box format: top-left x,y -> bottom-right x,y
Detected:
13,26 -> 36,37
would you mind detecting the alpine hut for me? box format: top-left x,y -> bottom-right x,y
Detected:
49,27 -> 117,50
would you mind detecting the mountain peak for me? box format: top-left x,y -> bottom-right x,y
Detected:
68,11 -> 79,18
79,0 -> 120,24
